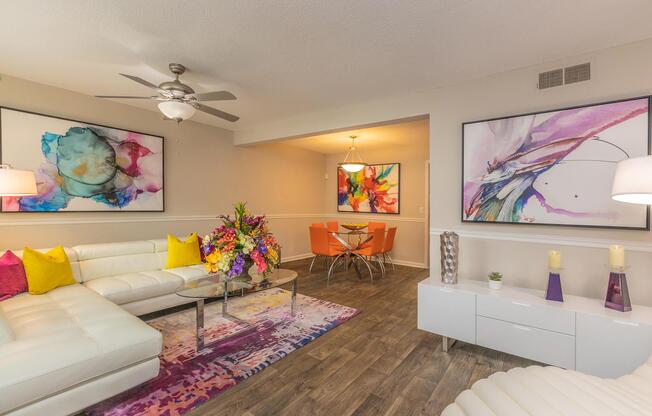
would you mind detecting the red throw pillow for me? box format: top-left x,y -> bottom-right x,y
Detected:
0,250 -> 28,301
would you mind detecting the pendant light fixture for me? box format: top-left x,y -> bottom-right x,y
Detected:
339,135 -> 367,173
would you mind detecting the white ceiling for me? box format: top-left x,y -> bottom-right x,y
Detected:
3,1 -> 652,131
283,118 -> 429,154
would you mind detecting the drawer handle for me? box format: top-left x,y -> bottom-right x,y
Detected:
613,319 -> 639,327
512,324 -> 532,331
512,301 -> 531,307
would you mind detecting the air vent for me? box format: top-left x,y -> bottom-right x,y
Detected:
538,69 -> 563,89
564,63 -> 591,85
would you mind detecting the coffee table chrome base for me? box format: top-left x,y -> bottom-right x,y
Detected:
194,278 -> 298,351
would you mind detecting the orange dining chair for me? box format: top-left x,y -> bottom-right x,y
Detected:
326,221 -> 339,245
311,222 -> 326,228
353,227 -> 386,280
367,222 -> 386,233
381,227 -> 397,271
309,226 -> 345,275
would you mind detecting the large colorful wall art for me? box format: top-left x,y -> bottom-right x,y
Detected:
463,97 -> 649,229
1,107 -> 164,212
338,163 -> 400,214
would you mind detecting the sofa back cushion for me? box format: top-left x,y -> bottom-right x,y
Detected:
74,240 -> 164,282
11,247 -> 81,283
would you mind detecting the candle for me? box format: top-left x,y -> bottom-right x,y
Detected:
609,245 -> 625,269
548,250 -> 561,269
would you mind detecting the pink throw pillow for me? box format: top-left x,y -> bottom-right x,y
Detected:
0,250 -> 27,301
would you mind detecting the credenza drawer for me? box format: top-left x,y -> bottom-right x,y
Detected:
477,294 -> 575,335
477,316 -> 575,369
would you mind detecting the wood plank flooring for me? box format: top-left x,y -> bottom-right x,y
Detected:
187,258 -> 536,416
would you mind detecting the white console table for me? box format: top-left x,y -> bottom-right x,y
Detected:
417,277 -> 652,378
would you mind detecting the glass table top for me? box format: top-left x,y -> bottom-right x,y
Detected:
175,268 -> 298,300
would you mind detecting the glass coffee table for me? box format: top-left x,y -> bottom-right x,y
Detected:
176,268 -> 298,350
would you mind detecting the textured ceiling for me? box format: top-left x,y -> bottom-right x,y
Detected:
2,1 -> 652,131
283,118 -> 429,155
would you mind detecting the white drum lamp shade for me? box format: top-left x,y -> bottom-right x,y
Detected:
157,100 -> 196,121
612,156 -> 652,204
0,166 -> 37,196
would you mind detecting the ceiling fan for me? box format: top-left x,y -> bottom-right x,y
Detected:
96,63 -> 239,123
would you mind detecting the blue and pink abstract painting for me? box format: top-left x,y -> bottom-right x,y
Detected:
463,97 -> 649,229
1,108 -> 163,212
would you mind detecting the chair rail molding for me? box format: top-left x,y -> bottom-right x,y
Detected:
0,213 -> 424,227
430,227 -> 652,253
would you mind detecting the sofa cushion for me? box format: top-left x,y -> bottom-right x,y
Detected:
0,250 -> 27,301
12,247 -> 82,282
0,284 -> 161,414
83,270 -> 183,304
0,310 -> 12,345
165,264 -> 211,283
22,246 -> 76,295
166,234 -> 202,269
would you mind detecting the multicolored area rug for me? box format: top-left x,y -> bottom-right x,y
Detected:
86,289 -> 358,416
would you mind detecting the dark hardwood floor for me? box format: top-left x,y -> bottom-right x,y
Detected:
188,257 -> 536,416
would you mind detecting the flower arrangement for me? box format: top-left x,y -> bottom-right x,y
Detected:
202,202 -> 281,279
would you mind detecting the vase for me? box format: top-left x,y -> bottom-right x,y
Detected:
440,231 -> 459,284
231,259 -> 254,282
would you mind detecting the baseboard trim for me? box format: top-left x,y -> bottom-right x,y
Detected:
281,252 -> 426,269
430,227 -> 652,253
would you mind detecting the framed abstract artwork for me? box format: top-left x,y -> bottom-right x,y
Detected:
0,107 -> 164,212
338,163 -> 400,214
462,96 -> 650,230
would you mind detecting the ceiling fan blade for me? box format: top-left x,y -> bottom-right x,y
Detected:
95,95 -> 158,99
119,73 -> 160,90
191,90 -> 237,101
195,103 -> 240,122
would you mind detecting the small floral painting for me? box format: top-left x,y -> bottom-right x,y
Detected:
338,163 -> 400,214
1,107 -> 163,212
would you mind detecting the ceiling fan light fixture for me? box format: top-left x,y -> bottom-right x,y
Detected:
340,135 -> 367,173
157,100 -> 196,122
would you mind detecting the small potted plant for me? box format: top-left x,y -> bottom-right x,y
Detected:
488,272 -> 503,290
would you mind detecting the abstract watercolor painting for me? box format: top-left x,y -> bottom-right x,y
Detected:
0,107 -> 163,212
463,97 -> 649,229
338,163 -> 400,214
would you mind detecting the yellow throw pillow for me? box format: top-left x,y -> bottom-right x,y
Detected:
23,246 -> 76,295
166,233 -> 202,269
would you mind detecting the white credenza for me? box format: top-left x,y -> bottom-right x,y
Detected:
417,277 -> 652,378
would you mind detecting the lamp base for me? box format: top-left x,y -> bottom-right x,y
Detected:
545,273 -> 563,302
605,272 -> 632,312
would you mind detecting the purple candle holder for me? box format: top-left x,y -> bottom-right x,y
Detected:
545,269 -> 563,302
605,268 -> 632,312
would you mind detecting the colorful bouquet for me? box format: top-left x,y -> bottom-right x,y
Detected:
202,202 -> 281,279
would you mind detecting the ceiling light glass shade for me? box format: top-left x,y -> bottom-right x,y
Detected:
340,135 -> 367,173
612,156 -> 652,204
157,100 -> 196,121
0,166 -> 37,196
340,163 -> 366,172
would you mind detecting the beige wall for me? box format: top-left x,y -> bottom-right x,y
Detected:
323,131 -> 429,266
235,38 -> 652,306
0,74 -> 325,259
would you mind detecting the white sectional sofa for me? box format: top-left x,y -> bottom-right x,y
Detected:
0,238 -> 211,416
442,357 -> 652,416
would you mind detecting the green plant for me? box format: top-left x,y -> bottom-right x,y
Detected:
488,272 -> 503,281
